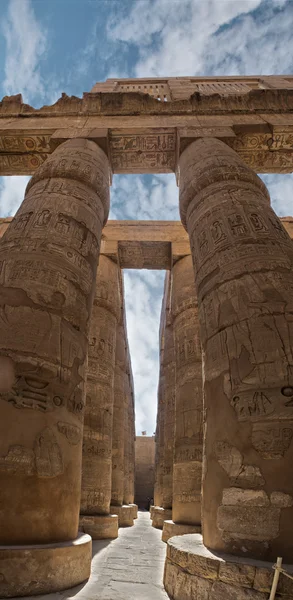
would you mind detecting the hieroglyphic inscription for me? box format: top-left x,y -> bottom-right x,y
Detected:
215,441 -> 265,488
252,424 -> 293,459
0,135 -> 51,153
0,427 -> 63,478
0,153 -> 48,175
110,132 -> 176,173
118,241 -> 171,269
57,421 -> 82,445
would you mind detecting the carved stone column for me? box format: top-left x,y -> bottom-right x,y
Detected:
79,255 -> 119,539
163,256 -> 203,542
161,281 -> 175,512
152,273 -> 173,530
164,137 -> 293,599
110,270 -> 134,527
0,139 -> 110,597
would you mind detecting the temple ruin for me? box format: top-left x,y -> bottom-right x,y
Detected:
1,75 -> 293,599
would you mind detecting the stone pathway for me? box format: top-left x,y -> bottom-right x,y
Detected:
13,511 -> 169,600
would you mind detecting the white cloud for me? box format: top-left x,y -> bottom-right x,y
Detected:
2,0 -> 48,103
260,174 -> 293,216
109,174 -> 179,221
0,176 -> 29,218
123,269 -> 165,434
108,0 -> 293,77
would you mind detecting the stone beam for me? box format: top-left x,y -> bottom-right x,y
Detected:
1,76 -> 293,175
1,217 -> 292,269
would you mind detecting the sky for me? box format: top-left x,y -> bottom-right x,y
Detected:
0,0 -> 293,434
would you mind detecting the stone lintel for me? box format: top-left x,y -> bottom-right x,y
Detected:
1,76 -> 293,176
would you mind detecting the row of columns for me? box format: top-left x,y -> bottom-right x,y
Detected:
1,134 -> 293,598
0,139 -> 136,597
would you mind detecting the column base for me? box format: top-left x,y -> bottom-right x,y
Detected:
164,533 -> 293,600
110,505 -> 134,527
152,506 -> 172,529
150,505 -> 155,519
79,514 -> 118,539
0,533 -> 91,598
128,503 -> 138,519
162,520 -> 201,543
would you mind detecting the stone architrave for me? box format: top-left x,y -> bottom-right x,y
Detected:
171,255 -> 203,528
179,137 -> 293,562
79,255 -> 120,539
0,139 -> 110,596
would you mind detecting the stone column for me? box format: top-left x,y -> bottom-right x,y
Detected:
0,139 -> 110,597
110,270 -> 134,527
79,255 -> 119,539
152,273 -> 172,529
161,281 -> 175,512
163,256 -> 203,542
164,137 -> 293,599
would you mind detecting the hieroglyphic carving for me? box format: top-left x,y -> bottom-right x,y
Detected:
0,135 -> 51,153
251,424 -> 293,459
0,138 -> 110,543
110,131 -> 176,173
118,241 -> 171,269
215,442 -> 265,488
0,153 -> 48,174
0,427 -> 63,478
57,421 -> 82,445
179,137 -> 293,561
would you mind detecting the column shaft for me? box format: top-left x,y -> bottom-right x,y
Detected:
80,256 -> 119,517
172,255 -> 203,526
0,139 -> 109,545
179,137 -> 293,561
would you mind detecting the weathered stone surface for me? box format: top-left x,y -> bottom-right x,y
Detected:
209,581 -> 267,600
222,488 -> 270,507
162,520 -> 201,543
152,507 -> 172,530
80,255 -> 119,523
172,255 -> 203,527
179,136 -> 293,561
111,316 -> 126,508
154,271 -> 175,512
110,504 -> 134,527
135,435 -> 155,509
0,533 -> 92,597
79,514 -> 118,539
164,534 -> 293,600
0,139 -> 109,546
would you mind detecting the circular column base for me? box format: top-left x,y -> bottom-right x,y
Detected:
152,507 -> 172,530
79,514 -> 118,539
128,503 -> 138,519
0,533 -> 92,598
110,505 -> 134,527
164,533 -> 293,600
150,505 -> 155,519
162,520 -> 201,543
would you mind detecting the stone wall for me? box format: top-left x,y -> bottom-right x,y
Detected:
135,436 -> 155,509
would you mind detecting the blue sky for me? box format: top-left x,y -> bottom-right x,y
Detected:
0,0 -> 293,434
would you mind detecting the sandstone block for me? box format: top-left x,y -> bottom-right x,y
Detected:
0,533 -> 91,597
